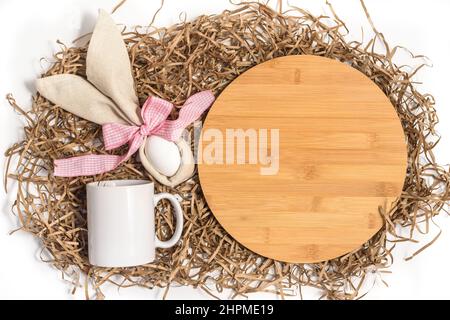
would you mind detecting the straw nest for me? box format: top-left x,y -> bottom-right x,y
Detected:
5,2 -> 449,299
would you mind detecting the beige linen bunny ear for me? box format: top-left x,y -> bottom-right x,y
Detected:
36,74 -> 129,125
86,9 -> 141,125
36,9 -> 140,126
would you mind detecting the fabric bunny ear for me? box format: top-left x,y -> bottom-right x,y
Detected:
36,74 -> 130,125
36,10 -> 141,126
86,9 -> 141,125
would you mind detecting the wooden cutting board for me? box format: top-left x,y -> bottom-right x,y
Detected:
198,55 -> 407,263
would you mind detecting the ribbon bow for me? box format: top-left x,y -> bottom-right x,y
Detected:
54,91 -> 215,177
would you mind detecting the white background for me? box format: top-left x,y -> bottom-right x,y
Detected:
1,0 -> 449,300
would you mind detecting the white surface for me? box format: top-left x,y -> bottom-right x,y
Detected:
1,0 -> 449,300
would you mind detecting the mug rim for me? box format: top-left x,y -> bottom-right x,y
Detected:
86,180 -> 154,189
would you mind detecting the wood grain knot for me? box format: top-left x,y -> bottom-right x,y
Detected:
294,69 -> 302,84
375,182 -> 398,196
302,165 -> 318,180
305,244 -> 319,260
367,212 -> 378,229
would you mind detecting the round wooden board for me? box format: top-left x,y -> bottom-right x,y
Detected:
198,55 -> 407,263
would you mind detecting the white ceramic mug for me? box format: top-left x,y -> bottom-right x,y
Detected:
87,180 -> 183,267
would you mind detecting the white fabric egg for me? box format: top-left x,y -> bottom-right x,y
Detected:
144,136 -> 181,177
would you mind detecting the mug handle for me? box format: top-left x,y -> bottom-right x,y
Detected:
153,193 -> 184,249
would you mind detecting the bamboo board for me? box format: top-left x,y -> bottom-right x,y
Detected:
198,55 -> 407,263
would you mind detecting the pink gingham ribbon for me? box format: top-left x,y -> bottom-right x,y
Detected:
54,91 -> 215,177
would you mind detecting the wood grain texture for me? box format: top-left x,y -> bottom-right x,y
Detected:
198,55 -> 407,263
